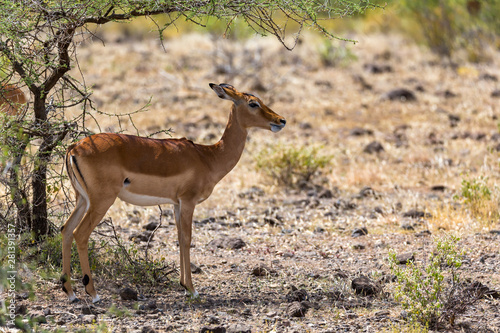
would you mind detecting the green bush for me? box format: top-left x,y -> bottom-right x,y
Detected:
389,235 -> 465,327
256,143 -> 331,188
398,0 -> 500,61
455,175 -> 499,224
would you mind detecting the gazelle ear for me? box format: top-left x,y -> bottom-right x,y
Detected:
209,83 -> 235,102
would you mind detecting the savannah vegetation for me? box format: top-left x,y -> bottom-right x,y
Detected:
1,0 -> 500,332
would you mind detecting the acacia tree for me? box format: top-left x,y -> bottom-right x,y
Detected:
0,0 -> 380,239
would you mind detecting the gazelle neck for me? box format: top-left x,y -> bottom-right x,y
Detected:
210,105 -> 248,182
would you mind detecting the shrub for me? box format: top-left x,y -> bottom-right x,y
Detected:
398,0 -> 500,61
455,175 -> 499,225
389,235 -> 469,328
256,143 -> 331,188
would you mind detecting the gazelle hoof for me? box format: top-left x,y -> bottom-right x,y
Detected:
69,295 -> 80,303
185,290 -> 199,299
92,294 -> 101,304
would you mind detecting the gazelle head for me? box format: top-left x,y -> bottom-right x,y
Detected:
210,83 -> 286,132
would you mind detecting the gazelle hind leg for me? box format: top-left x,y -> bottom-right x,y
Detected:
61,193 -> 88,303
73,198 -> 115,303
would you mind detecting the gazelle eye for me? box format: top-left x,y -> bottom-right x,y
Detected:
249,102 -> 259,108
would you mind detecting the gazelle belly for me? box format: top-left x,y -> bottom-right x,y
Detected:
117,188 -> 177,206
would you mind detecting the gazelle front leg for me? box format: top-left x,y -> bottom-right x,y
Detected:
174,201 -> 198,298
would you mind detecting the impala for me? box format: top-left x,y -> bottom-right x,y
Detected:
0,84 -> 27,116
60,83 -> 286,303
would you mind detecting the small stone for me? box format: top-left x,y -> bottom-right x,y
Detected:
395,253 -> 415,265
351,276 -> 380,296
352,243 -> 366,250
207,237 -> 246,250
142,327 -> 157,333
416,230 -> 432,237
363,141 -> 384,154
15,304 -> 27,315
200,327 -> 226,333
146,300 -> 157,310
226,324 -> 251,333
191,263 -> 203,274
358,186 -> 375,198
286,287 -> 309,302
81,314 -> 96,324
143,221 -> 159,231
349,127 -> 374,136
251,264 -> 277,277
318,189 -> 335,199
400,221 -> 415,231
402,209 -> 432,219
287,301 -> 308,318
431,185 -> 447,192
120,287 -> 138,301
383,88 -> 417,102
352,227 -> 368,238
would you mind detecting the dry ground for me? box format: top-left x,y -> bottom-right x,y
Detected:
12,31 -> 500,332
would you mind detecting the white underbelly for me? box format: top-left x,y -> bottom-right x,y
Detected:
117,188 -> 176,206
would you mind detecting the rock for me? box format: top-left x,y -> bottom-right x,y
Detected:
383,88 -> 417,102
352,227 -> 368,238
226,324 -> 251,333
318,188 -> 335,199
448,114 -> 460,127
491,89 -> 500,98
191,263 -> 202,274
395,253 -> 415,265
238,186 -> 265,199
77,304 -> 94,315
400,221 -> 415,230
264,217 -> 280,227
415,230 -> 432,237
358,186 -> 375,198
146,300 -> 157,309
299,122 -> 312,130
402,209 -> 432,219
480,73 -> 498,81
352,243 -> 366,250
363,141 -> 384,154
431,185 -> 447,192
314,226 -> 325,233
489,230 -> 500,235
349,127 -> 374,136
143,221 -> 159,231
129,231 -> 153,243
81,314 -> 96,324
287,301 -> 308,318
286,287 -> 309,302
351,276 -> 380,296
200,327 -> 226,333
15,304 -> 27,315
207,237 -> 246,250
120,287 -> 138,301
251,264 -> 277,277
363,63 -> 392,74
466,281 -> 500,299
335,199 -> 357,210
